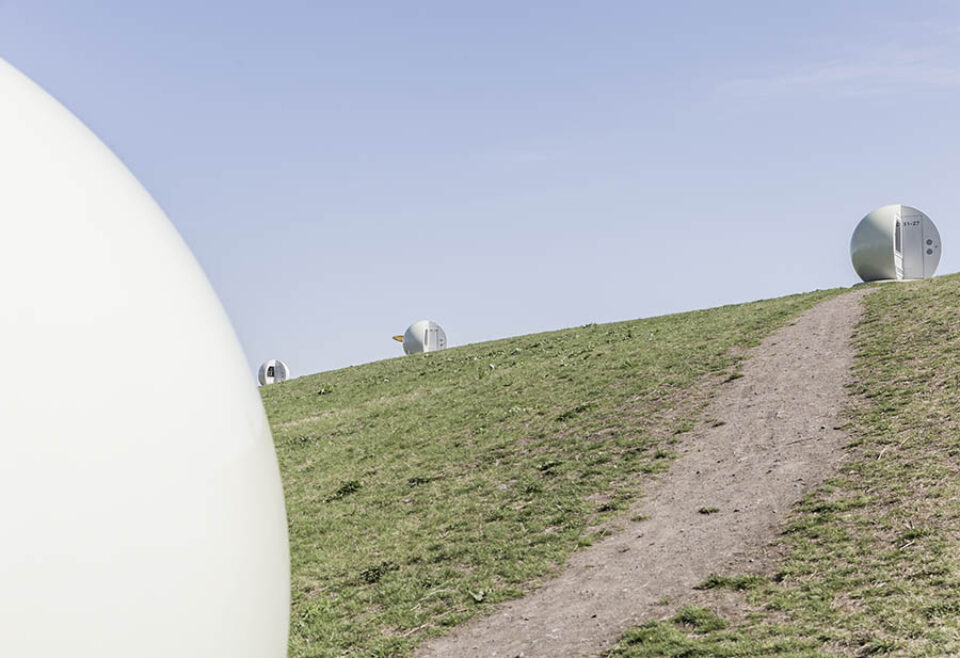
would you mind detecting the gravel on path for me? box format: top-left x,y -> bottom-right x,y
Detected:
417,289 -> 870,658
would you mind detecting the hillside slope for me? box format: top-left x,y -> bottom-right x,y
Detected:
609,273 -> 960,657
261,288 -> 844,657
418,289 -> 868,657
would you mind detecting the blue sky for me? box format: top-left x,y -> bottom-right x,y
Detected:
4,1 -> 960,375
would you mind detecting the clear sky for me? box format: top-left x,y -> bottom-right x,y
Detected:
3,1 -> 959,376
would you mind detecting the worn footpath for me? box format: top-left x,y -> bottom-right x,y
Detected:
418,289 -> 870,657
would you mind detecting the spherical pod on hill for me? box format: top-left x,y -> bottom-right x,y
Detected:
0,59 -> 289,656
402,320 -> 448,355
851,204 -> 941,282
258,359 -> 291,385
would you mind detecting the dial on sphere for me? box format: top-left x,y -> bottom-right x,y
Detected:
0,59 -> 289,657
850,204 -> 942,282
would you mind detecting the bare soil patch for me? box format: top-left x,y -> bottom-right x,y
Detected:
417,289 -> 869,658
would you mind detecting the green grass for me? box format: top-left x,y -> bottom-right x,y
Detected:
608,273 -> 960,657
696,573 -> 768,591
262,288 -> 844,657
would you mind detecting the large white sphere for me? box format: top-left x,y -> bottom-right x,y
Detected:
0,59 -> 289,656
258,359 -> 290,385
402,320 -> 448,355
851,204 -> 941,282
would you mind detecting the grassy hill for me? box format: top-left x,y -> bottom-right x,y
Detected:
608,273 -> 960,657
261,288 -> 845,657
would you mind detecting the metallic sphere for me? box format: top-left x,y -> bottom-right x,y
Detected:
402,320 -> 447,355
851,204 -> 941,282
258,359 -> 291,385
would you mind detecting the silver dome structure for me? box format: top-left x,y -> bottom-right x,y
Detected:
851,204 -> 941,282
394,320 -> 447,355
258,359 -> 290,385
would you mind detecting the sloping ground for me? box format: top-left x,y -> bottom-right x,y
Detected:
418,290 -> 869,657
609,273 -> 960,657
261,288 -> 844,657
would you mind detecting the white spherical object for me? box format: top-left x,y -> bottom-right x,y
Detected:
851,204 -> 942,282
0,59 -> 289,656
258,359 -> 291,385
402,320 -> 448,355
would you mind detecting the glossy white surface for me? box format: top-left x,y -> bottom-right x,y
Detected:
258,359 -> 291,385
851,204 -> 941,282
0,59 -> 289,656
402,320 -> 448,355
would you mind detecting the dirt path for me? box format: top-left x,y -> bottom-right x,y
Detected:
418,289 -> 870,658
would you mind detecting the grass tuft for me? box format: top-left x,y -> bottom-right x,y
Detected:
673,605 -> 728,633
696,573 -> 767,591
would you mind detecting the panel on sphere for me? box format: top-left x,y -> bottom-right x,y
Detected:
921,214 -> 942,278
901,206 -> 925,279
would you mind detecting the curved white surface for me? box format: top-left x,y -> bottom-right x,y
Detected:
851,206 -> 898,282
403,320 -> 448,355
851,204 -> 941,282
258,359 -> 291,385
0,59 -> 289,656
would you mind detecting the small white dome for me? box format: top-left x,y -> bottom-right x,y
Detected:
402,320 -> 447,355
258,359 -> 290,385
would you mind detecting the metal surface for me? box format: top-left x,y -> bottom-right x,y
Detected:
850,204 -> 941,282
0,59 -> 289,657
899,206 -> 941,279
258,359 -> 291,385
401,320 -> 448,355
